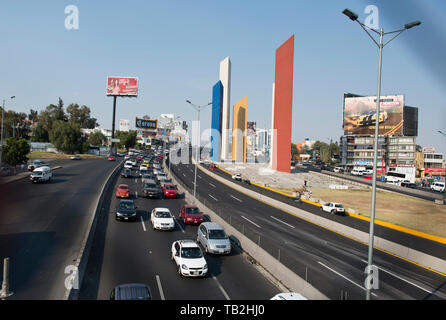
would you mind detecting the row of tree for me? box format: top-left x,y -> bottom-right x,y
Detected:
291,140 -> 340,165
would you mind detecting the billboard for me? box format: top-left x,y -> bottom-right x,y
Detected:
135,118 -> 157,130
106,77 -> 138,96
343,95 -> 404,135
119,119 -> 130,132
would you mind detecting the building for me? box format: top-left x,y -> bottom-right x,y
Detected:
339,93 -> 418,175
423,147 -> 445,178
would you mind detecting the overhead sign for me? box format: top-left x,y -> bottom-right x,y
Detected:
135,118 -> 157,130
106,77 -> 138,96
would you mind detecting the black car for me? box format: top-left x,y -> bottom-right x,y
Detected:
142,181 -> 160,199
121,168 -> 132,178
110,283 -> 152,300
115,200 -> 137,221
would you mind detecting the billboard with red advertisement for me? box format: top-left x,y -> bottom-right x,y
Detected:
106,77 -> 138,96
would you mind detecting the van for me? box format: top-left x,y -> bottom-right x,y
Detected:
351,169 -> 363,176
30,166 -> 52,183
431,182 -> 445,193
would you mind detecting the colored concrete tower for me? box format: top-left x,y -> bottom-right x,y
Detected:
232,96 -> 248,163
211,81 -> 223,162
272,35 -> 294,173
219,57 -> 231,161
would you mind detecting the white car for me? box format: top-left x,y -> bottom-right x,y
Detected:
151,208 -> 175,230
351,169 -> 364,176
321,202 -> 346,215
232,173 -> 242,181
124,161 -> 133,170
270,292 -> 308,300
130,159 -> 137,167
171,240 -> 208,277
431,182 -> 445,193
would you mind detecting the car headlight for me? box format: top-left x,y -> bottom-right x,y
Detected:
203,264 -> 208,270
181,264 -> 188,270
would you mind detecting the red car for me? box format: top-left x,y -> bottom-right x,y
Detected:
179,205 -> 204,225
137,156 -> 142,161
162,184 -> 178,198
108,155 -> 116,161
116,184 -> 130,198
209,164 -> 216,171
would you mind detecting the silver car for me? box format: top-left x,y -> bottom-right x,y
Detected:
197,222 -> 231,254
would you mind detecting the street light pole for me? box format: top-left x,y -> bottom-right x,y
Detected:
186,100 -> 211,198
343,8 -> 421,300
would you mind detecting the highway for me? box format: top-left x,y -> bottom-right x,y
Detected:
169,153 -> 446,300
79,158 -> 280,300
0,158 -> 121,299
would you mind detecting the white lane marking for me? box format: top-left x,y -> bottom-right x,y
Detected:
135,191 -> 138,199
209,183 -> 216,188
208,194 -> 218,201
190,169 -> 194,173
318,261 -> 378,297
212,275 -> 230,300
183,173 -> 186,177
135,178 -> 138,184
156,275 -> 165,300
140,216 -> 146,232
270,216 -> 295,229
198,175 -> 202,179
230,195 -> 242,202
360,259 -> 434,295
241,216 -> 262,228
175,218 -> 185,233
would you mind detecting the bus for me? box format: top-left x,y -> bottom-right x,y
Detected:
385,167 -> 415,184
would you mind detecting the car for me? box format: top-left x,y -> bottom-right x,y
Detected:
116,184 -> 130,198
124,155 -> 131,160
179,205 -> 203,225
124,161 -> 133,170
363,169 -> 374,175
70,155 -> 82,160
28,159 -> 48,172
333,167 -> 343,173
171,240 -> 208,277
351,169 -> 364,176
115,199 -> 137,221
150,208 -> 175,230
270,292 -> 308,300
130,159 -> 137,167
321,202 -> 346,215
431,181 -> 445,192
197,222 -> 231,254
142,180 -> 160,198
209,164 -> 216,171
155,172 -> 168,182
137,156 -> 143,161
108,155 -> 116,161
121,168 -> 132,178
110,283 -> 152,300
30,166 -> 52,183
141,174 -> 155,184
232,173 -> 242,181
159,177 -> 173,188
139,168 -> 149,177
162,184 -> 178,198
401,180 -> 416,188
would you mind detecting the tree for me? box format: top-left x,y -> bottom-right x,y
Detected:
66,103 -> 99,129
49,120 -> 83,154
88,131 -> 105,146
291,143 -> 299,160
1,138 -> 30,167
38,99 -> 67,132
28,109 -> 39,122
31,122 -> 50,142
114,130 -> 137,149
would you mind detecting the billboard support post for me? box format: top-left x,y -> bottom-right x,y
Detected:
111,95 -> 117,154
342,8 -> 421,300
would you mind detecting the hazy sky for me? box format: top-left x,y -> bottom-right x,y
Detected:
1,0 -> 445,154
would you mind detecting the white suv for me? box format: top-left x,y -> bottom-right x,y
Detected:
321,202 -> 346,215
171,240 -> 208,277
431,182 -> 445,193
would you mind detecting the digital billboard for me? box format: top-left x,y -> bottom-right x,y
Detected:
106,77 -> 138,96
343,95 -> 404,136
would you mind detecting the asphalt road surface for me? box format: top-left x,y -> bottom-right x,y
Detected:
83,163 -> 280,300
0,158 -> 122,299
169,156 -> 446,300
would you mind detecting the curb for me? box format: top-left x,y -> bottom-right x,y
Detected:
63,161 -> 123,300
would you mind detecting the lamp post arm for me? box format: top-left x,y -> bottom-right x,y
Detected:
357,21 -> 380,47
383,29 -> 406,47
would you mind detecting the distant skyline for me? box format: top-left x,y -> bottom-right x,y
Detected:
1,0 -> 445,154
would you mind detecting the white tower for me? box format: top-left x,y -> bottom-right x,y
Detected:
219,57 -> 231,161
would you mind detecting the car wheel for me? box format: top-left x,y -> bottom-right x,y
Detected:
205,245 -> 209,254
178,265 -> 182,276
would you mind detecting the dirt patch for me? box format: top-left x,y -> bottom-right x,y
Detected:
310,188 -> 446,238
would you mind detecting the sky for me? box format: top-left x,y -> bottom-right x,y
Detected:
1,0 -> 445,154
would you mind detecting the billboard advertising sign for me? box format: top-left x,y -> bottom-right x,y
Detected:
135,118 -> 157,130
106,77 -> 138,96
119,119 -> 130,132
343,95 -> 404,136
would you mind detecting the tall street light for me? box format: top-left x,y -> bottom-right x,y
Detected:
1,96 -> 16,168
186,100 -> 211,198
343,8 -> 421,300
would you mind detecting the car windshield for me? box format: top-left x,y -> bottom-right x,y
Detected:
209,229 -> 227,240
335,204 -> 344,208
119,185 -> 128,190
144,183 -> 157,189
119,202 -> 134,210
155,211 -> 171,218
165,185 -> 176,190
32,171 -> 43,176
181,247 -> 203,259
142,175 -> 151,179
185,207 -> 200,214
